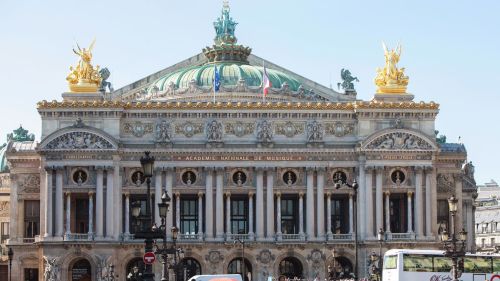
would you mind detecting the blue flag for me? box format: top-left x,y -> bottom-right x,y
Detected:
214,65 -> 221,92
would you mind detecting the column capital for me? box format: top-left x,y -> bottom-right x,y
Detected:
175,192 -> 181,197
364,166 -> 374,173
88,191 -> 95,197
104,165 -> 114,171
407,190 -> 414,196
203,166 -> 214,172
414,166 -> 424,173
215,167 -> 225,172
255,167 -> 266,172
248,191 -> 254,198
266,167 -> 276,172
306,167 -> 315,173
375,166 -> 385,172
164,167 -> 174,172
154,167 -> 164,173
275,191 -> 281,197
94,165 -> 105,171
299,191 -> 305,198
316,166 -> 327,173
225,191 -> 231,197
54,165 -> 65,171
124,192 -> 130,198
348,192 -> 354,198
65,191 -> 72,196
424,166 -> 433,173
325,192 -> 332,198
44,166 -> 54,172
384,190 -> 391,196
198,191 -> 204,198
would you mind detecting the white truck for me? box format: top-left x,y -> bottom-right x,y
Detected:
187,274 -> 243,281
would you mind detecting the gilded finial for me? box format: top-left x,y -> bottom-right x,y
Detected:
66,39 -> 102,93
374,42 -> 409,94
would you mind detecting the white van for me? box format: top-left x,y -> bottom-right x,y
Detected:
187,274 -> 243,281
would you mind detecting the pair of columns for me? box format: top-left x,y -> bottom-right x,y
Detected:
44,166 -> 116,239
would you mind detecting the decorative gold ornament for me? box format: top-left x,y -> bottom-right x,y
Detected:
374,43 -> 409,94
66,40 -> 102,92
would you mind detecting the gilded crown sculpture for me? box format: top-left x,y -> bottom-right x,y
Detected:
66,40 -> 102,92
374,43 -> 409,94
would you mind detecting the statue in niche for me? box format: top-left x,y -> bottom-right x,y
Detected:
44,256 -> 59,281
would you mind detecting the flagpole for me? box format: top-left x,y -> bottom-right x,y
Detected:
262,61 -> 265,103
213,65 -> 216,103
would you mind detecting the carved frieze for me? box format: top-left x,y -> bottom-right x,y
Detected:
154,119 -> 172,143
366,132 -> 433,150
0,201 -> 9,217
275,121 -> 303,138
256,249 -> 275,265
175,122 -> 204,138
225,122 -> 254,137
0,174 -> 10,187
256,120 -> 273,143
45,132 -> 114,150
206,120 -> 223,142
437,174 -> 454,193
325,122 -> 355,137
123,121 -> 153,137
20,174 -> 40,193
306,121 -> 324,142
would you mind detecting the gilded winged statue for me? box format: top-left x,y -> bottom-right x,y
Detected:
66,39 -> 102,92
374,43 -> 409,94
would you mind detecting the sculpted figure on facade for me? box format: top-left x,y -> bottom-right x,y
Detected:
337,68 -> 359,91
256,120 -> 273,143
43,256 -> 59,281
367,132 -> 432,150
45,132 -> 114,150
307,121 -> 324,142
206,120 -> 223,142
99,67 -> 114,93
66,40 -> 102,92
374,43 -> 409,94
154,119 -> 172,143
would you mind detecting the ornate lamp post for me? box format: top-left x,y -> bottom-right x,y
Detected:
377,228 -> 385,281
335,176 -> 359,280
327,248 -> 338,281
441,195 -> 467,281
131,151 -> 163,281
8,248 -> 13,281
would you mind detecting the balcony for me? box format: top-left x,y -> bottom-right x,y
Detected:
329,233 -> 353,241
388,232 -> 415,240
64,233 -> 93,241
179,233 -> 202,241
280,233 -> 305,241
226,234 -> 253,241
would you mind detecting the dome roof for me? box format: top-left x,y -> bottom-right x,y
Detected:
0,144 -> 7,173
148,63 -> 301,94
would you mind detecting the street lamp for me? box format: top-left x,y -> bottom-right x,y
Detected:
132,151 -> 163,281
335,175 -> 359,280
234,238 -> 246,281
8,248 -> 13,281
327,248 -> 338,281
441,194 -> 467,281
369,228 -> 385,281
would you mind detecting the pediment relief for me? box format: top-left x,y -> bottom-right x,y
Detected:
40,126 -> 118,151
361,129 -> 437,151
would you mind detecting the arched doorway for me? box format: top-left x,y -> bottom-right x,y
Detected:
330,256 -> 353,279
70,259 -> 92,281
279,257 -> 303,279
177,258 -> 202,281
228,258 -> 252,281
125,258 -> 145,281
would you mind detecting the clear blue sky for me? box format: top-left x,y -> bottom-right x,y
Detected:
0,0 -> 499,184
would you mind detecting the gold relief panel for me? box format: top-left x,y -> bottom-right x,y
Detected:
224,122 -> 254,137
123,121 -> 154,138
325,122 -> 355,137
275,122 -> 304,138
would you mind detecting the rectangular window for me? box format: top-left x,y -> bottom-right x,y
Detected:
389,195 -> 408,233
437,200 -> 449,233
331,197 -> 349,234
0,222 -> 9,244
383,255 -> 397,269
75,199 -> 89,233
180,198 -> 198,235
129,196 -> 149,234
24,268 -> 38,281
402,254 -> 433,272
230,199 -> 248,234
281,197 -> 298,234
24,200 -> 40,238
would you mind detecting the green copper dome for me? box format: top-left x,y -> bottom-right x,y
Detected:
148,63 -> 301,94
0,144 -> 7,173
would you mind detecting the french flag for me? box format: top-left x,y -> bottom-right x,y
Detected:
262,65 -> 271,97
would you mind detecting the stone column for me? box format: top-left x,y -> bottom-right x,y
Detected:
176,192 -> 181,229
365,167 -> 374,238
306,168 -> 315,240
384,191 -> 391,233
215,168 -> 224,240
166,168 -> 174,239
248,192 -> 254,240
357,159 -> 366,239
316,168 -> 325,240
276,192 -> 282,241
225,192 -> 231,238
95,167 -> 104,239
266,168 -> 275,240
55,167 -> 64,237
425,167 -> 432,237
198,192 -> 204,240
113,164 -> 122,238
407,191 -> 413,233
349,193 -> 354,234
44,167 -> 53,237
414,167 -> 423,238
65,192 -> 71,236
155,169 -> 163,226
18,199 -> 24,240
299,192 -> 305,239
375,167 -> 384,234
204,168 -> 213,239
454,174 -> 464,232
106,168 -> 114,238
88,192 -> 94,238
256,168 -> 265,240
124,193 -> 130,235
430,167 -> 438,236
326,192 -> 332,239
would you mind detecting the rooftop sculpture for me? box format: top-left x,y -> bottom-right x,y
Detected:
374,43 -> 409,94
66,40 -> 102,92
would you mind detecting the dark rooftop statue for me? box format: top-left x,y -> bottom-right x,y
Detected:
338,68 -> 359,91
7,125 -> 35,142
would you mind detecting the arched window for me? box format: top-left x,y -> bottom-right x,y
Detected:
177,258 -> 202,281
70,259 -> 91,281
279,257 -> 303,279
228,258 -> 252,281
126,258 -> 145,281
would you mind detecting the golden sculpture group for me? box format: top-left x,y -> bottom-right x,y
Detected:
375,43 -> 409,94
66,40 -> 102,92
